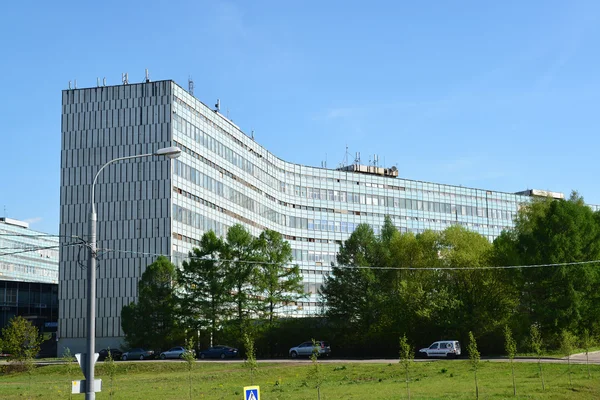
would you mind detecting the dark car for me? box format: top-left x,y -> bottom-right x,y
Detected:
198,345 -> 239,359
98,348 -> 123,361
121,348 -> 155,360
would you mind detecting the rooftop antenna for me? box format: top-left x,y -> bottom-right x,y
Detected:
355,152 -> 360,165
122,73 -> 129,85
188,76 -> 194,96
145,69 -> 150,83
227,107 -> 230,119
103,77 -> 106,86
96,78 -> 100,87
344,144 -> 349,166
74,79 -> 77,89
68,81 -> 72,89
251,129 -> 255,140
215,99 -> 220,112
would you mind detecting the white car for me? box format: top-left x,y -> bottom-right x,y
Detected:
419,340 -> 461,358
159,346 -> 194,360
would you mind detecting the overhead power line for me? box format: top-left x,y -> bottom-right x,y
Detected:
94,246 -> 600,271
0,241 -> 85,258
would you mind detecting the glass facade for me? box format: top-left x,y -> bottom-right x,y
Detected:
0,218 -> 59,339
169,84 -> 525,315
60,79 -> 596,352
0,218 -> 59,284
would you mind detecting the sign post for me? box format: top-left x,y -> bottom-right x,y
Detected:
243,386 -> 260,400
74,353 -> 101,395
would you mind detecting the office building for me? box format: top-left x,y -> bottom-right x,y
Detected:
59,79 -> 577,353
0,217 -> 59,341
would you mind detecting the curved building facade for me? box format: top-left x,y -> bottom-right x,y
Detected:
60,79 -> 553,353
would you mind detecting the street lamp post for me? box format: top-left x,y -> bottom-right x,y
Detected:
85,146 -> 181,400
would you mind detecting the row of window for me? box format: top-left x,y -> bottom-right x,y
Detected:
0,262 -> 58,280
173,204 -> 229,239
173,94 -> 522,208
175,144 -> 516,241
174,157 -> 517,239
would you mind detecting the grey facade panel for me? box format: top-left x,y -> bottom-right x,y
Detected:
59,81 -> 173,353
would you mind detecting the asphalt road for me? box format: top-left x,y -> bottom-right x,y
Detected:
4,351 -> 598,366
142,350 -> 600,365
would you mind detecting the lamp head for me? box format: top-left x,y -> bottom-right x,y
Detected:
154,146 -> 182,159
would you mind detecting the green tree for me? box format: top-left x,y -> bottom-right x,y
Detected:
177,231 -> 229,347
321,224 -> 380,330
398,334 -> 413,399
1,316 -> 41,397
255,229 -> 304,355
581,328 -> 594,379
62,347 -> 75,400
504,325 -> 517,396
530,324 -> 545,391
222,224 -> 260,335
387,229 -> 448,344
1,316 -> 43,364
243,333 -> 258,385
305,338 -> 324,400
182,338 -> 196,400
468,331 -> 480,400
439,226 -> 517,341
560,329 -> 577,388
121,256 -> 184,351
495,194 -> 600,339
104,349 -> 118,399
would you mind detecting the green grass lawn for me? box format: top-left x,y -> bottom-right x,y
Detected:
1,359 -> 599,399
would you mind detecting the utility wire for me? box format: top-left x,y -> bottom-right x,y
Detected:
0,241 -> 85,258
94,246 -> 600,271
0,233 -> 65,238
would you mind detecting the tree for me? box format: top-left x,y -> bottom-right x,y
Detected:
182,338 -> 196,400
530,324 -> 545,391
104,349 -> 118,399
62,347 -> 75,400
255,229 -> 304,355
1,316 -> 41,396
255,229 -> 304,327
504,325 -> 517,396
243,333 -> 258,385
495,194 -> 600,339
560,329 -> 577,388
321,224 -> 380,330
439,226 -> 517,341
398,334 -> 413,399
177,231 -> 229,347
121,256 -> 184,350
468,331 -> 480,400
1,316 -> 43,364
222,224 -> 260,334
305,338 -> 324,400
581,328 -> 593,379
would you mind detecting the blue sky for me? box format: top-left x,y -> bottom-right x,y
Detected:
1,0 -> 599,234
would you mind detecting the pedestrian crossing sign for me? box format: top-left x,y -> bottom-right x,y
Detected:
243,386 -> 260,400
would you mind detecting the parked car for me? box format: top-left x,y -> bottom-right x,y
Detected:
198,345 -> 239,359
98,348 -> 123,361
159,346 -> 195,360
289,341 -> 331,358
419,340 -> 461,358
121,348 -> 155,360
